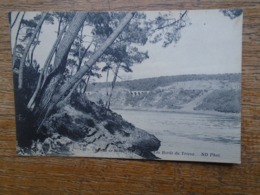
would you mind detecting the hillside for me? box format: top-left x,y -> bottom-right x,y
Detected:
87,74 -> 241,114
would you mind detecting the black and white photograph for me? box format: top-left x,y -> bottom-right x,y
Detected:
9,9 -> 242,163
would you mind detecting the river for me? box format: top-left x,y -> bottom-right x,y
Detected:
113,109 -> 241,163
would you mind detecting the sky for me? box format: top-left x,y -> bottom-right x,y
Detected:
11,10 -> 243,82
125,10 -> 243,81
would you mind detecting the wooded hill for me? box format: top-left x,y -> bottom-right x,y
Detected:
88,73 -> 241,91
87,73 -> 241,113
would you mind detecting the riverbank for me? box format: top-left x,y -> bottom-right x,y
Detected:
111,106 -> 241,118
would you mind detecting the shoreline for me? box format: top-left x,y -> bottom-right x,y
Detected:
111,107 -> 241,117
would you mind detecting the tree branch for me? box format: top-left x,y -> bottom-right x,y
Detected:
152,10 -> 188,31
11,12 -> 20,29
12,12 -> 25,69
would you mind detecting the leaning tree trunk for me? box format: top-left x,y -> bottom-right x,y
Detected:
77,41 -> 93,71
61,40 -> 93,104
55,12 -> 135,104
18,12 -> 47,89
27,24 -> 68,111
36,12 -> 88,116
107,63 -> 120,109
52,13 -> 87,73
38,12 -> 136,131
105,68 -> 110,106
41,24 -> 68,89
29,31 -> 40,67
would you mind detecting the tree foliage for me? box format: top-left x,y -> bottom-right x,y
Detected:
220,9 -> 243,20
148,11 -> 189,47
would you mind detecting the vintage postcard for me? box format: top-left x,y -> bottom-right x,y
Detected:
9,9 -> 242,163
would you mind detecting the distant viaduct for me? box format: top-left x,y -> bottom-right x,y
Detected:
86,90 -> 150,96
130,91 -> 150,96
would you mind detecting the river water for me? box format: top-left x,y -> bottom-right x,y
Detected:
113,109 -> 241,163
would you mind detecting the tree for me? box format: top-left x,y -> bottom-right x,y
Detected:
103,44 -> 149,109
36,12 -> 88,118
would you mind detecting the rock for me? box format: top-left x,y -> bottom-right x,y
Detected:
131,128 -> 161,152
42,94 -> 161,159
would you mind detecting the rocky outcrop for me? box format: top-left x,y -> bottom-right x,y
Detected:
40,94 -> 161,159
